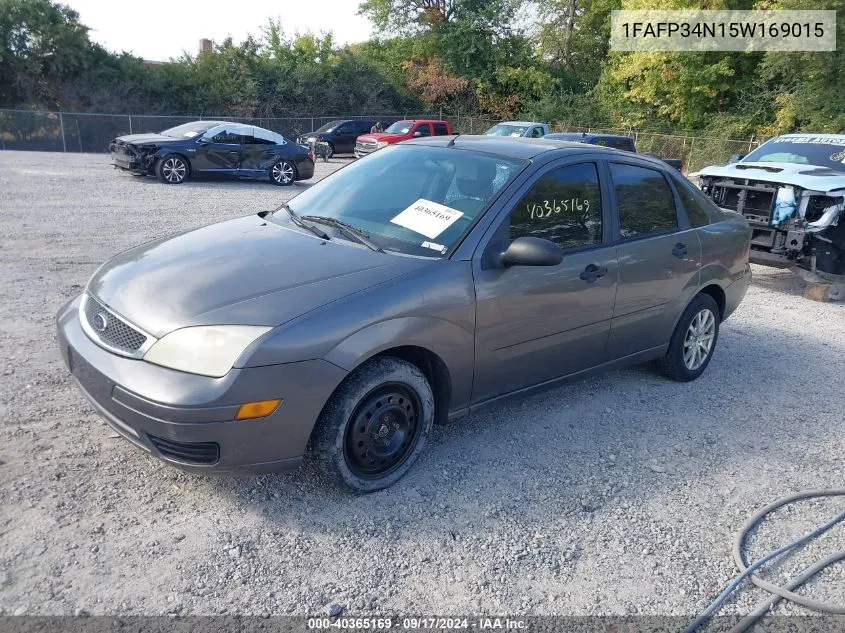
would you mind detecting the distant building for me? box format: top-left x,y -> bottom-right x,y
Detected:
199,38 -> 213,53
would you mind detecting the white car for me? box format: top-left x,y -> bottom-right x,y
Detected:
483,121 -> 550,138
694,134 -> 845,275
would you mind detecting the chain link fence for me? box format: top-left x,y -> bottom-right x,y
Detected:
0,108 -> 758,173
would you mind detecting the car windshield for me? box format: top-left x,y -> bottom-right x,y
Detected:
279,144 -> 526,257
314,120 -> 343,134
485,124 -> 529,137
743,135 -> 845,171
384,121 -> 413,134
160,122 -> 217,138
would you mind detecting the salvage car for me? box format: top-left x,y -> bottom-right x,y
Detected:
695,133 -> 845,274
483,121 -> 551,138
58,136 -> 751,491
109,121 -> 315,186
354,119 -> 452,158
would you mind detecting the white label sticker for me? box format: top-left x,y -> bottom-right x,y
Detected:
421,240 -> 447,253
390,199 -> 464,239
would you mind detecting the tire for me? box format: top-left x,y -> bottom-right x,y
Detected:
270,159 -> 296,186
657,293 -> 720,382
325,143 -> 334,159
155,154 -> 189,184
310,357 -> 435,492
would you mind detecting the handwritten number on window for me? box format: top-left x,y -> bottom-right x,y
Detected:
527,199 -> 590,219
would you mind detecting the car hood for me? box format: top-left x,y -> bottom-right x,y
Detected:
86,215 -> 431,338
113,133 -> 185,145
358,133 -> 407,143
694,162 -> 845,193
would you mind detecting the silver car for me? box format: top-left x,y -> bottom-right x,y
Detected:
57,136 -> 752,492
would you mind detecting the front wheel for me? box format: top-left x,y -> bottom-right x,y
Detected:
657,293 -> 720,382
270,159 -> 296,186
155,154 -> 189,184
310,357 -> 435,492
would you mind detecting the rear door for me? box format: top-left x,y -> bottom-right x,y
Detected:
472,159 -> 618,403
193,124 -> 246,174
238,127 -> 284,175
605,160 -> 701,358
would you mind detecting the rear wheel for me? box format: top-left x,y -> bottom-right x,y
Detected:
270,159 -> 296,186
155,154 -> 189,184
310,357 -> 434,492
657,293 -> 720,382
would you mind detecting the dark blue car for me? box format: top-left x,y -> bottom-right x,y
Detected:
109,121 -> 315,186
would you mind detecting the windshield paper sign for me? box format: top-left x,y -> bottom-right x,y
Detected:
391,199 -> 464,239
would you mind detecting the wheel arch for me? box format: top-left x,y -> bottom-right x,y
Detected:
321,316 -> 474,424
698,283 -> 726,321
156,151 -> 192,175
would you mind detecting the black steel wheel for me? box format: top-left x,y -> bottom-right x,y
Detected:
344,383 -> 422,479
310,357 -> 435,492
270,159 -> 296,186
155,154 -> 189,184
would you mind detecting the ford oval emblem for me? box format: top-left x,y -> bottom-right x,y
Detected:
92,312 -> 109,332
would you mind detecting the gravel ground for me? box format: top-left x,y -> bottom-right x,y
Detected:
0,151 -> 843,619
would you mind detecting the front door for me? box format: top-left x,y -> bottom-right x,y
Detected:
193,124 -> 246,174
331,122 -> 357,153
604,160 -> 701,358
472,160 -> 618,404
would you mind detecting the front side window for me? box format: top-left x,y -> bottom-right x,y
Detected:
508,162 -> 603,251
529,126 -> 545,138
203,124 -> 249,144
610,163 -> 678,239
413,124 -> 431,137
279,144 -> 525,257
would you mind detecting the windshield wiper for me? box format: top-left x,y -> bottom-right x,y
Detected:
272,203 -> 331,240
299,215 -> 384,252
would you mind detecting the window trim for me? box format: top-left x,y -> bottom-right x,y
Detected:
604,159 -> 684,244
476,157 -> 613,266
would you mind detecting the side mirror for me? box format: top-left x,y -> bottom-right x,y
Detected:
197,137 -> 211,145
501,237 -> 563,267
413,130 -> 424,137
728,154 -> 744,163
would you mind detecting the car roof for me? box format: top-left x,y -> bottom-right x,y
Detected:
404,134 -> 627,159
776,133 -> 844,138
495,121 -> 545,127
545,132 -> 633,141
396,119 -> 449,124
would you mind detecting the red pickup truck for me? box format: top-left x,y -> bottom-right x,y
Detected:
354,119 -> 453,158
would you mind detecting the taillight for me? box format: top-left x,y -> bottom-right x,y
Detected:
308,149 -> 315,162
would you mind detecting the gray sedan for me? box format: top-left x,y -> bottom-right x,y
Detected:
57,136 -> 752,492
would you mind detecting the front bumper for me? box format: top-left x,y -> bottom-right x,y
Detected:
56,297 -> 347,474
110,151 -> 147,174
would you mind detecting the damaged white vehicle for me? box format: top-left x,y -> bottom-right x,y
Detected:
695,134 -> 845,275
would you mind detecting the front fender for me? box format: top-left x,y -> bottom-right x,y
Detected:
323,316 -> 475,412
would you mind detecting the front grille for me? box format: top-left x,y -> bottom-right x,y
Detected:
355,140 -> 377,152
148,434 -> 220,465
82,295 -> 148,356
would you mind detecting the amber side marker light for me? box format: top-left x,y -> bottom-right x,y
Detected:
235,399 -> 282,420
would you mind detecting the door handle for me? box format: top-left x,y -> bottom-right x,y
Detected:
672,242 -> 688,259
579,263 -> 608,283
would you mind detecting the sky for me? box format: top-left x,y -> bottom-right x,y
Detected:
65,0 -> 376,61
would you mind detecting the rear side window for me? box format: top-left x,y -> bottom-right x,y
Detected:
672,174 -> 715,226
609,163 -> 678,239
508,162 -> 603,251
358,121 -> 374,133
433,123 -> 449,136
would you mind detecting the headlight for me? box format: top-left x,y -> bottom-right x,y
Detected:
143,325 -> 271,378
376,141 -> 389,149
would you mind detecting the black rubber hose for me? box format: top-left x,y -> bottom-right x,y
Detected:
683,489 -> 845,633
